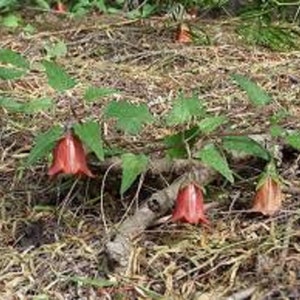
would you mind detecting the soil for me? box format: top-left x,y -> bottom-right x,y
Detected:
0,8 -> 300,300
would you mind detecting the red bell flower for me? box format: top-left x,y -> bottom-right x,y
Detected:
175,23 -> 192,44
48,132 -> 94,177
54,2 -> 67,13
172,181 -> 209,224
251,176 -> 283,216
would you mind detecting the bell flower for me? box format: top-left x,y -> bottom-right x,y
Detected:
172,181 -> 209,224
48,132 -> 94,177
176,23 -> 192,44
251,176 -> 283,216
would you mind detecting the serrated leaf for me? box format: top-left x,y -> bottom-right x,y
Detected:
231,73 -> 271,106
166,95 -> 204,126
0,48 -> 29,69
0,97 -> 53,114
195,143 -> 234,183
222,136 -> 270,161
2,14 -> 20,28
270,125 -> 286,137
0,0 -> 16,10
270,109 -> 289,124
35,0 -> 51,9
237,21 -> 298,51
44,40 -> 67,59
141,3 -> 156,17
164,126 -> 200,159
121,153 -> 148,194
26,126 -> 64,166
23,98 -> 54,114
73,121 -> 104,161
285,132 -> 300,150
32,295 -> 49,300
0,97 -> 24,112
42,60 -> 76,91
84,86 -> 118,102
94,0 -> 107,12
23,24 -> 36,34
0,67 -> 26,80
198,116 -> 227,134
107,7 -> 121,14
104,100 -> 153,135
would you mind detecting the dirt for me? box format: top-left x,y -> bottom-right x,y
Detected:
0,9 -> 300,300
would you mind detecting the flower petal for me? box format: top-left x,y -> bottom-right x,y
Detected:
48,132 -> 94,177
172,181 -> 208,224
251,177 -> 283,216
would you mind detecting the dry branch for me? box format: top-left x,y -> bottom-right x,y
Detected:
104,164 -> 217,273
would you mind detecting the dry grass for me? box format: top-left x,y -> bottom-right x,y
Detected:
0,11 -> 300,300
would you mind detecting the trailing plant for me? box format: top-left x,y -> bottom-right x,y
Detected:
1,48 -> 299,223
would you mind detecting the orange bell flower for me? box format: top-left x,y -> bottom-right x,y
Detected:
48,132 -> 94,177
175,23 -> 192,44
172,181 -> 209,224
54,2 -> 67,13
251,176 -> 283,216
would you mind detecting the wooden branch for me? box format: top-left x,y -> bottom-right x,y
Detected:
104,165 -> 217,273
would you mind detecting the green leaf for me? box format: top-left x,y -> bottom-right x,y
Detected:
237,21 -> 298,51
198,116 -> 227,134
270,125 -> 286,137
166,95 -> 204,126
126,9 -> 142,19
231,73 -> 271,106
0,97 -> 24,112
73,121 -> 104,161
23,24 -> 36,34
2,14 -> 21,28
94,0 -> 107,12
0,67 -> 26,80
32,295 -> 49,300
195,143 -> 234,183
0,97 -> 53,114
84,86 -> 118,102
104,100 -> 154,135
0,0 -> 17,11
35,0 -> 51,10
23,98 -> 54,114
26,126 -> 64,166
44,40 -> 67,59
285,132 -> 300,151
222,136 -> 270,161
107,7 -> 121,14
0,48 -> 29,69
126,4 -> 155,19
141,3 -> 156,17
164,126 -> 200,159
42,60 -> 76,92
121,153 -> 148,194
270,109 -> 289,124
0,50 -> 28,80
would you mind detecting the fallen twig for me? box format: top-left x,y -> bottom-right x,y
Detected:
224,287 -> 256,300
104,165 -> 216,273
